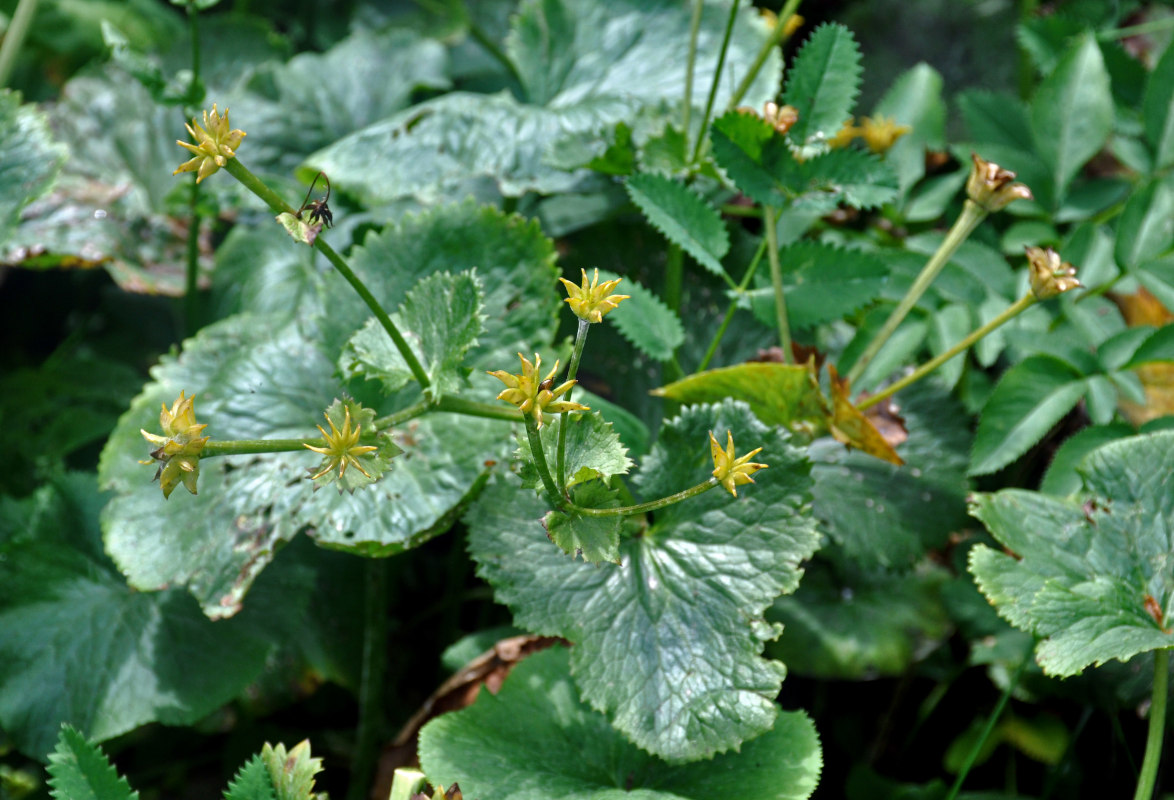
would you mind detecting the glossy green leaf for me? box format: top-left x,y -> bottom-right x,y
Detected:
746,241 -> 889,330
969,355 -> 1090,476
419,647 -> 822,799
1143,39 -> 1174,170
0,90 -> 68,249
625,173 -> 729,279
783,23 -> 862,149
596,269 -> 683,362
223,756 -> 277,800
468,401 -> 819,761
342,270 -> 486,400
1114,178 -> 1174,272
0,475 -> 287,757
873,63 -> 945,198
518,411 -> 633,490
543,482 -> 624,564
969,431 -> 1174,676
653,362 -> 828,431
47,726 -> 137,800
307,0 -> 779,203
1030,33 -> 1113,204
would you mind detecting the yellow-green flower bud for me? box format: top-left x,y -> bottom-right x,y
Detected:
709,430 -> 767,497
558,269 -> 629,324
140,392 -> 209,498
487,353 -> 588,428
966,152 -> 1032,212
1026,246 -> 1082,300
173,104 -> 246,184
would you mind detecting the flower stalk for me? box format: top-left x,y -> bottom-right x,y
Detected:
1133,647 -> 1169,800
726,0 -> 802,112
568,478 -> 719,517
557,318 -> 591,488
697,236 -> 768,371
763,205 -> 794,364
525,415 -> 565,509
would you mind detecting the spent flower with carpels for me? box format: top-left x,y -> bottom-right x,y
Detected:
966,152 -> 1033,213
173,104 -> 245,183
304,406 -> 378,481
709,430 -> 767,497
559,269 -> 629,324
140,391 -> 209,498
488,353 -> 588,428
1026,246 -> 1082,300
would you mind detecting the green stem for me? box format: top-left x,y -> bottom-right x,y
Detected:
182,2 -> 202,335
525,415 -> 565,508
201,438 -> 319,457
1133,647 -> 1170,800
1100,16 -> 1174,41
374,399 -> 431,430
682,0 -> 703,157
568,478 -> 718,517
845,198 -> 987,385
727,0 -> 801,111
857,293 -> 1036,411
698,236 -> 768,372
346,557 -> 388,800
945,642 -> 1034,800
721,203 -> 763,218
0,0 -> 39,88
223,158 -> 431,390
434,394 -> 523,422
763,205 -> 793,363
690,0 -> 740,165
665,243 -> 683,313
557,318 -> 591,488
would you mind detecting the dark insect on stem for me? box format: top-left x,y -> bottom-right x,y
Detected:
297,171 -> 333,228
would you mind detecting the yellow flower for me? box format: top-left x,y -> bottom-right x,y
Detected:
140,391 -> 209,499
1026,246 -> 1082,300
173,104 -> 246,183
966,152 -> 1033,213
829,118 -> 860,149
709,430 -> 767,497
304,406 -> 379,480
759,9 -> 804,38
830,115 -> 911,153
487,353 -> 588,428
558,269 -> 629,324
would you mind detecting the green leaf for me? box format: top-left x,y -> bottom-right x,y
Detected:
710,109 -> 794,207
790,148 -> 898,211
543,482 -> 624,564
625,173 -> 729,279
47,726 -> 137,800
969,355 -> 1090,476
1039,422 -> 1134,497
260,741 -> 321,800
468,401 -> 820,761
1124,323 -> 1174,368
0,475 -> 287,757
596,269 -> 683,362
1143,39 -> 1174,170
518,412 -> 633,490
652,362 -> 829,431
0,90 -> 68,249
768,560 -> 950,679
223,756 -> 277,800
746,241 -> 889,330
420,647 -> 821,799
1030,33 -> 1113,205
873,63 -> 946,199
783,23 -> 862,149
342,270 -> 486,400
1114,177 -> 1174,272
958,90 -> 1033,151
211,224 -> 322,319
969,431 -> 1174,676
307,0 -> 779,203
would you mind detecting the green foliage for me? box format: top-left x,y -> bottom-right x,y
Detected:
47,726 -> 137,800
517,412 -> 633,490
223,757 -> 278,800
0,90 -> 68,248
596,269 -> 684,362
624,173 -> 729,279
419,647 -> 822,799
782,23 -> 862,150
469,401 -> 819,761
543,482 -> 624,564
970,431 -> 1174,677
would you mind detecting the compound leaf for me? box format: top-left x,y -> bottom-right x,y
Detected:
597,269 -> 683,362
783,23 -> 862,149
625,173 -> 729,279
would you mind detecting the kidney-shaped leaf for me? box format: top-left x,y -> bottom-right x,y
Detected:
468,401 -> 819,761
969,431 -> 1174,677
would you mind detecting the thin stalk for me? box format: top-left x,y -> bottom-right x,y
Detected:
682,0 -> 704,155
557,319 -> 591,488
691,0 -> 740,165
525,415 -> 565,508
944,643 -> 1034,800
1016,0 -> 1038,100
0,0 -> 39,88
721,203 -> 763,218
698,235 -> 768,371
763,205 -> 793,363
845,199 -> 987,385
665,243 -> 683,313
182,2 -> 202,335
346,557 -> 388,800
567,477 -> 718,517
1101,16 -> 1174,41
374,399 -> 431,430
857,293 -> 1036,411
1133,647 -> 1170,800
727,0 -> 802,112
201,438 -> 319,457
434,394 -> 523,422
223,159 -> 431,390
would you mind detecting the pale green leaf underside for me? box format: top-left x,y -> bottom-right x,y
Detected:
969,431 -> 1174,677
469,401 -> 819,761
419,647 -> 821,800
783,23 -> 862,147
48,726 -> 138,800
625,173 -> 729,278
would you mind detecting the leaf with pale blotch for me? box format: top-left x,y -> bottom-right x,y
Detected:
0,90 -> 68,249
48,726 -> 138,800
625,173 -> 729,279
419,647 -> 822,800
543,482 -> 624,564
469,401 -> 819,761
969,431 -> 1174,677
517,411 -> 632,491
652,362 -> 829,432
